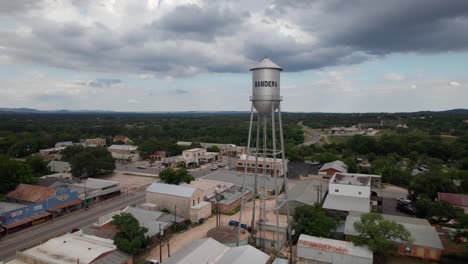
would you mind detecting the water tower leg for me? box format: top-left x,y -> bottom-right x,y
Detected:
237,103 -> 254,246
251,113 -> 261,242
271,103 -> 281,255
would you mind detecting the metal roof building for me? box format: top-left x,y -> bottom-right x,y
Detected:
146,183 -> 197,198
318,160 -> 348,176
6,184 -> 57,203
163,238 -> 270,264
323,195 -> 371,213
344,211 -> 444,261
47,160 -> 71,173
297,234 -> 373,264
438,192 -> 468,213
6,232 -> 131,264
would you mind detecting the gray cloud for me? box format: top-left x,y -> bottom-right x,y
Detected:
0,0 -> 467,76
76,78 -> 122,88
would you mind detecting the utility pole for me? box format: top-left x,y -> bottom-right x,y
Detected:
159,223 -> 162,263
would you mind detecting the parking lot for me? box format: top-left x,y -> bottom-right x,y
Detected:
115,160 -> 162,175
375,184 -> 413,217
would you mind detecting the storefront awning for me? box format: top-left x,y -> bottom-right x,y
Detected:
48,199 -> 81,211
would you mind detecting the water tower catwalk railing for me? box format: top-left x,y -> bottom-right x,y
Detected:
237,58 -> 292,260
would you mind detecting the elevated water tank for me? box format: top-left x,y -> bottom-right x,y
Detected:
250,58 -> 282,114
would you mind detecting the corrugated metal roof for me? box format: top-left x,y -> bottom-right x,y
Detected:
70,178 -> 119,190
146,183 -> 196,198
323,194 -> 370,213
122,207 -> 170,237
319,160 -> 348,173
0,202 -> 27,214
163,238 -> 270,264
250,58 -> 282,71
286,179 -> 328,205
6,184 -> 56,203
297,234 -> 373,259
91,250 -> 131,264
438,192 -> 468,207
344,211 -> 444,250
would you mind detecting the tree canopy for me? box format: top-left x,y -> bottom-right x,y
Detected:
67,146 -> 115,178
292,205 -> 337,242
352,213 -> 412,255
0,155 -> 36,194
159,168 -> 194,185
112,213 -> 150,255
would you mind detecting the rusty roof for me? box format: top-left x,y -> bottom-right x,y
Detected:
6,184 -> 56,203
438,192 -> 468,207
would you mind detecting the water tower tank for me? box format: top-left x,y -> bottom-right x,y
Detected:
250,58 -> 282,114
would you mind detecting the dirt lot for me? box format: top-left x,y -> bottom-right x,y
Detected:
100,171 -> 155,192
146,198 -> 288,261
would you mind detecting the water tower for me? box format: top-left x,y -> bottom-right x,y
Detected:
237,58 -> 292,256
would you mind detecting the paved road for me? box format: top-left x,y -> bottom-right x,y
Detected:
0,191 -> 145,262
297,121 -> 322,146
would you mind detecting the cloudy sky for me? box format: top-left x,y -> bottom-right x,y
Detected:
1,0 -> 468,112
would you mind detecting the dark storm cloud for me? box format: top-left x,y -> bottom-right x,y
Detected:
156,4 -> 244,41
1,0 -> 468,76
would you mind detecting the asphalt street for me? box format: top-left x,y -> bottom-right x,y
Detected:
0,191 -> 145,262
297,121 -> 322,146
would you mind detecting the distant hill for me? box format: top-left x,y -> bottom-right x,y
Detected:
0,108 -> 466,115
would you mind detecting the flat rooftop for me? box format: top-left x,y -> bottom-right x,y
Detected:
298,234 -> 373,259
331,173 -> 371,186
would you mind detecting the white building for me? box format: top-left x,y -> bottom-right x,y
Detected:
322,173 -> 381,213
297,234 -> 373,264
107,144 -> 139,161
177,148 -> 219,167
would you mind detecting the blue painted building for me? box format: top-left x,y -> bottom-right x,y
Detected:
1,184 -> 80,231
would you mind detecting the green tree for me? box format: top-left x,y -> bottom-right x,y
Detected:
292,205 -> 337,242
112,213 -> 150,255
344,157 -> 359,173
206,145 -> 220,152
25,155 -> 50,177
352,213 -> 412,256
0,155 -> 36,194
409,169 -> 457,200
70,147 -> 115,178
61,145 -> 85,162
159,168 -> 194,185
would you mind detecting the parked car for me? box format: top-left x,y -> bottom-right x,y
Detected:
211,164 -> 218,170
144,260 -> 159,264
228,220 -> 248,229
396,203 -> 416,215
137,165 -> 146,169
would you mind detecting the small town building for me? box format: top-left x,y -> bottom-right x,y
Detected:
83,138 -> 107,147
6,231 -> 132,264
236,154 -> 288,177
437,192 -> 468,213
279,179 -> 328,215
146,183 -> 210,222
209,186 -> 252,214
39,146 -> 67,156
255,216 -> 288,250
95,206 -> 171,242
163,237 -> 270,264
108,144 -> 139,161
47,160 -> 71,173
3,184 -> 80,232
113,135 -> 131,145
177,148 -> 219,167
322,173 -> 381,213
149,150 -> 166,161
55,141 -> 74,148
318,160 -> 348,177
176,142 -> 247,156
68,178 -> 122,207
297,234 -> 373,264
345,211 -> 444,262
